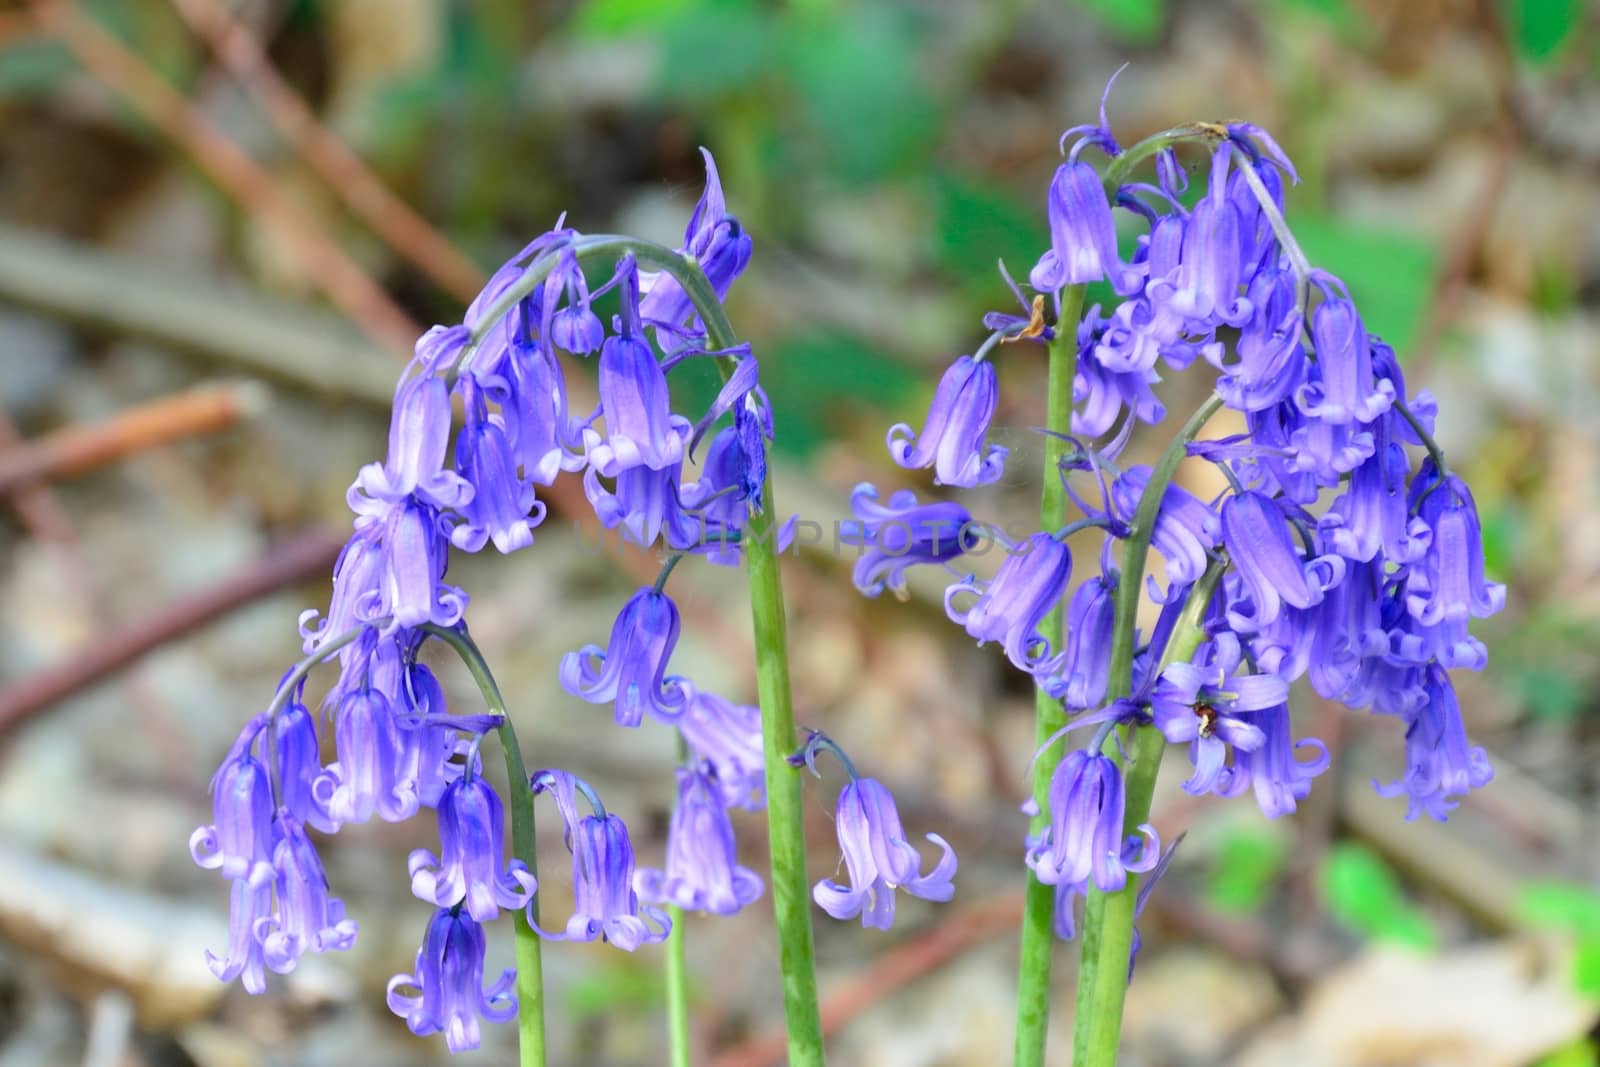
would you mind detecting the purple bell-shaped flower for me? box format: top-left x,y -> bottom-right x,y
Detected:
409,776 -> 537,922
945,532 -> 1073,676
887,355 -> 1007,488
842,483 -> 977,599
529,770 -> 670,949
1026,749 -> 1158,893
386,907 -> 517,1053
189,715 -> 275,887
560,587 -> 690,726
813,777 -> 956,930
636,764 -> 763,915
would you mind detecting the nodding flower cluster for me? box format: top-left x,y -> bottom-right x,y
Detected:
853,90 -> 1503,956
193,152 -> 805,1052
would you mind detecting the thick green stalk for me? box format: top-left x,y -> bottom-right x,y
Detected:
745,492 -> 826,1064
1013,283 -> 1085,1067
665,734 -> 693,1067
468,233 -> 824,1062
422,623 -> 547,1067
1069,395 -> 1223,1066
1074,564 -> 1223,1067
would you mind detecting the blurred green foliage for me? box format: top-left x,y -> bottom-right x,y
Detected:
1520,882 -> 1600,995
1204,823 -> 1290,913
1324,843 -> 1436,950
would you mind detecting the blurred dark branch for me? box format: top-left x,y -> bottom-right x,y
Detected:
0,381 -> 266,495
26,0 -> 419,354
0,527 -> 346,736
168,0 -> 488,304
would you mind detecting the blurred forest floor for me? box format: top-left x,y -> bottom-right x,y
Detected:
1,1 -> 1599,1065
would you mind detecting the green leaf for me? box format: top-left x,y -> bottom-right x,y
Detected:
1574,941 -> 1600,996
1508,0 -> 1582,65
930,172 -> 1042,283
1074,0 -> 1166,42
656,4 -> 775,102
565,960 -> 672,1018
570,0 -> 704,37
760,331 -> 919,455
1206,826 -> 1290,913
781,10 -> 940,184
1324,843 -> 1436,949
1289,213 -> 1438,355
1539,1040 -> 1600,1067
1519,882 -> 1600,934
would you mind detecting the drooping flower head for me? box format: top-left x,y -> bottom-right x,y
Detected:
314,685 -> 421,825
636,764 -> 763,916
190,714 -> 275,887
530,770 -> 670,949
409,775 -> 537,923
1374,665 -> 1494,821
258,814 -> 359,974
1027,749 -> 1158,893
387,907 -> 517,1053
887,355 -> 1007,488
842,483 -> 978,599
587,258 -> 690,476
946,532 -> 1073,676
560,587 -> 690,726
813,777 -> 957,930
1151,633 -> 1287,796
677,689 -> 765,811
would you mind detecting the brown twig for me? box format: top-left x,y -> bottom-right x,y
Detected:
167,0 -> 487,304
0,527 -> 346,736
709,891 -> 1025,1067
26,0 -> 420,355
0,381 -> 267,495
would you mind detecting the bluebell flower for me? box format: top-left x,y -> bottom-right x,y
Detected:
1046,572 -> 1117,710
1151,634 -> 1286,795
478,329 -> 585,486
887,355 -> 1007,488
1220,491 -> 1346,632
560,587 -> 690,726
1163,148 -> 1252,327
546,246 -> 606,354
636,764 -> 763,915
206,877 -> 273,994
813,777 -> 956,930
1295,280 -> 1395,426
1208,265 -> 1304,413
1374,666 -> 1493,821
272,699 -> 337,833
349,369 -> 472,515
1074,307 -> 1166,438
582,433 -> 703,551
530,770 -> 670,949
640,149 -> 752,329
387,907 -> 517,1053
298,524 -> 384,653
841,483 -> 977,599
586,258 -> 690,476
1026,749 -> 1158,892
190,715 -> 275,887
375,498 -> 468,632
258,814 -> 358,973
1219,703 -> 1329,818
410,776 -> 537,922
1402,462 -> 1506,670
449,377 -> 544,554
314,686 -> 421,824
1029,159 -> 1123,291
1092,289 -> 1197,376
678,689 -> 765,811
1318,441 -> 1430,565
1110,466 -> 1221,586
945,532 -> 1073,675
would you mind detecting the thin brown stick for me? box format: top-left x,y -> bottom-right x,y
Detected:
167,0 -> 487,304
0,527 -> 346,735
26,0 -> 420,355
0,382 -> 266,495
709,891 -> 1025,1067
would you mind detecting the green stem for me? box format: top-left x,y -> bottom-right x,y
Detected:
1070,394 -> 1223,1067
508,238 -> 823,1061
665,736 -> 693,1067
1013,283 -> 1085,1067
1073,564 -> 1224,1067
421,623 -> 547,1067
